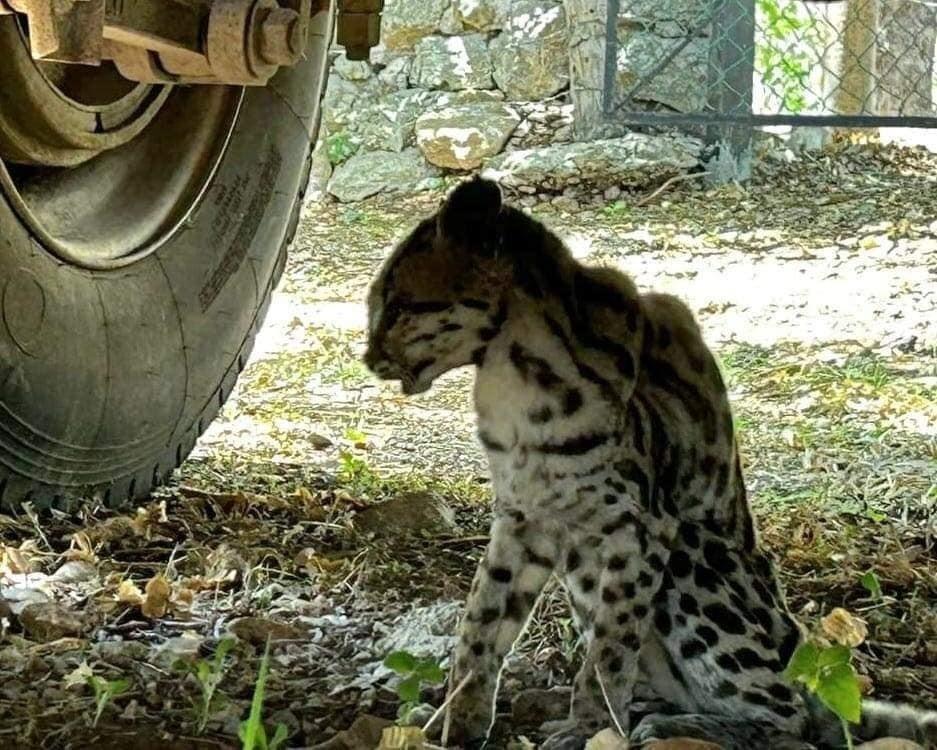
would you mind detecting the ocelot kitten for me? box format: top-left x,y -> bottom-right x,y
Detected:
363,178 -> 937,750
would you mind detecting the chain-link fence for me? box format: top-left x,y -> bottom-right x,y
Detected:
603,0 -> 937,129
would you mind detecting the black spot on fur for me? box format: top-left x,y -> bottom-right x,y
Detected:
537,432 -> 611,456
580,576 -> 595,592
767,683 -> 794,702
621,632 -> 641,650
694,563 -> 720,593
566,549 -> 582,571
489,567 -> 512,583
638,571 -> 653,588
461,298 -> 489,310
655,609 -> 672,636
680,639 -> 707,659
481,607 -> 499,624
703,540 -> 738,575
563,388 -> 584,415
478,431 -> 506,452
715,680 -> 738,697
696,625 -> 720,647
471,641 -> 485,656
679,523 -> 700,549
529,405 -> 553,424
669,550 -> 693,578
608,555 -> 627,571
679,593 -> 700,616
717,653 -> 741,673
703,603 -> 746,635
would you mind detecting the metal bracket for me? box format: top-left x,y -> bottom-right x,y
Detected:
1,0 -> 326,85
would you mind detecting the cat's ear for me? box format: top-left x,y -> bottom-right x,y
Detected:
437,177 -> 503,251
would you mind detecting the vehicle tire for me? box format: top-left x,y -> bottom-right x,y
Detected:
0,10 -> 334,512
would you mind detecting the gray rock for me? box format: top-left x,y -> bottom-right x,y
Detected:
483,134 -> 702,192
490,1 -> 570,101
439,5 -> 463,35
416,103 -> 521,169
358,89 -> 444,152
453,0 -> 512,31
328,149 -> 437,202
618,0 -> 710,30
374,601 -> 462,660
321,75 -> 381,135
411,34 -> 494,91
310,715 -> 393,750
377,54 -> 413,90
512,686 -> 572,726
382,0 -> 449,50
307,139 -> 332,202
616,29 -> 708,112
354,490 -> 457,537
333,53 -> 373,81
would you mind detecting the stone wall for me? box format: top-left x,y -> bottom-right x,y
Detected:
315,0 -> 705,203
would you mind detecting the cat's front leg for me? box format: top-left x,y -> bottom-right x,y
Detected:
446,513 -> 558,745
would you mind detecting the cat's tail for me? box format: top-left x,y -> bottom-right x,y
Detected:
805,693 -> 937,748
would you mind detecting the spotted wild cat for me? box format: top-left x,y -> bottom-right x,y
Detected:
363,178 -> 937,750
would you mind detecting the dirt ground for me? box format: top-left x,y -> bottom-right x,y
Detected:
0,139 -> 935,749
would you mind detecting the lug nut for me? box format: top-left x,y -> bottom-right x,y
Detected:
258,7 -> 303,66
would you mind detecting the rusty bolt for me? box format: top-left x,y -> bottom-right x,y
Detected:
257,6 -> 303,66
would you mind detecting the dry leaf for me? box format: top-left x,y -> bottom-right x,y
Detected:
821,607 -> 868,648
378,725 -> 425,749
117,579 -> 145,606
585,728 -> 630,750
141,574 -> 171,619
63,661 -> 94,689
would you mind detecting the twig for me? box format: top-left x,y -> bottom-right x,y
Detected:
436,669 -> 475,748
636,172 -> 709,208
594,665 -> 628,740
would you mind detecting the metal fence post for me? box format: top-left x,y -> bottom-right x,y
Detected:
705,0 -> 756,183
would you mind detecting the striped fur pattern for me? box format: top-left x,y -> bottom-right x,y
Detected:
363,178 -> 937,750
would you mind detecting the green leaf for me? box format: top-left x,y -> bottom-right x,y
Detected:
784,642 -> 819,684
816,663 -> 862,724
397,674 -> 421,704
860,571 -> 882,600
817,645 -> 852,671
384,651 -> 418,675
241,640 -> 273,750
415,660 -> 445,684
108,678 -> 130,697
268,723 -> 289,750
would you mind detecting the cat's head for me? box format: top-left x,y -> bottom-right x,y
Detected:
363,178 -> 512,394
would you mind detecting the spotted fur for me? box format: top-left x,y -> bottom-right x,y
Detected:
363,178 -> 937,750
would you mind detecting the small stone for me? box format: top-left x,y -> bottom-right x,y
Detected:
856,741 -> 926,750
453,0 -> 512,31
310,714 -> 393,750
333,53 -> 373,81
49,560 -> 98,584
328,149 -> 437,203
490,1 -> 569,100
416,103 -> 520,169
512,687 -> 571,726
228,617 -> 305,645
19,602 -> 84,642
645,740 -> 724,750
381,0 -> 449,50
604,185 -> 622,201
552,195 -> 580,212
354,491 -> 456,538
585,728 -> 629,750
483,135 -> 701,193
438,5 -> 463,34
410,34 -> 493,91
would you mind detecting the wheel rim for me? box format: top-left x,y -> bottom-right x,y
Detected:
0,18 -> 243,269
